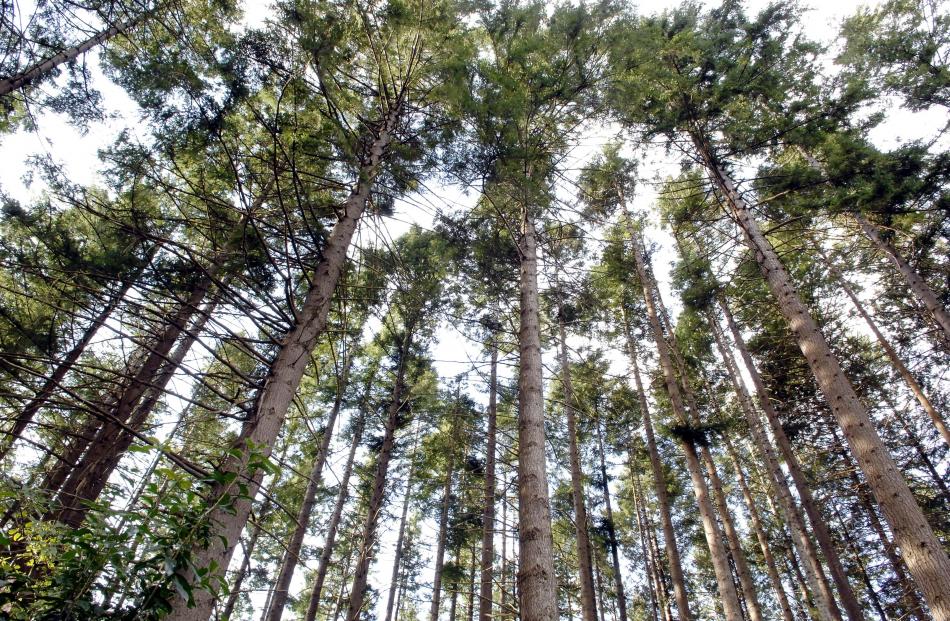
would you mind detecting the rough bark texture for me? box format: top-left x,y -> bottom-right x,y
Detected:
718,299 -> 843,621
516,211 -> 558,621
852,211 -> 950,342
263,352 -> 354,621
478,342 -> 499,621
620,308 -> 693,621
164,118 -> 394,621
706,156 -> 950,621
626,222 -> 743,621
557,311 -> 599,621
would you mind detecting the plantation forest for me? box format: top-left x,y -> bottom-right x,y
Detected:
0,0 -> 948,620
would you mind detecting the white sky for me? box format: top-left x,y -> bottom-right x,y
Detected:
2,0 -> 947,619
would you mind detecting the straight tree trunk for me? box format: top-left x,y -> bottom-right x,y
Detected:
717,299 -> 847,621
53,293 -> 219,526
165,114 -> 396,621
625,219 -> 743,621
430,437 -> 457,621
702,153 -> 950,620
556,308 -> 599,621
629,468 -> 660,621
0,9 -> 152,96
263,351 -> 356,621
479,340 -> 499,621
384,457 -> 417,621
0,248 -> 152,458
220,522 -> 263,621
851,212 -> 950,342
304,398 -> 368,621
821,251 -> 950,448
346,333 -> 412,621
595,417 -> 629,621
620,307 -> 693,621
515,209 -> 558,621
723,435 -> 796,621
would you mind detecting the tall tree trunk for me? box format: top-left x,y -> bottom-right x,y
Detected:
723,435 -> 796,621
620,306 -> 692,621
556,308 -> 599,621
702,153 -> 950,621
346,332 -> 412,621
53,293 -> 219,526
430,437 -> 457,621
263,351 -> 356,621
384,456 -> 417,621
717,299 -> 847,621
165,114 -> 396,621
0,247 -> 153,458
830,502 -> 892,621
0,8 -> 153,97
851,212 -> 950,342
835,430 -> 930,621
479,340 -> 499,621
304,398 -> 368,621
630,468 -> 660,621
821,251 -> 950,448
516,209 -> 558,621
220,518 -> 264,621
625,220 -> 742,621
595,417 -> 629,621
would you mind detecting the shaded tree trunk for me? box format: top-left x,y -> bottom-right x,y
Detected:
630,468 -> 660,621
625,220 -> 742,621
346,332 -> 413,621
430,435 -> 457,621
717,299 -> 847,621
304,371 -> 373,621
595,417 -> 628,621
703,153 -> 950,620
263,351 -> 356,621
620,306 -> 692,621
479,340 -> 499,621
516,209 -> 558,621
556,307 -> 599,621
851,211 -> 950,342
384,456 -> 417,621
165,113 -> 397,621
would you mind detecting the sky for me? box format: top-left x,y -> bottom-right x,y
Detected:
2,0 -> 947,618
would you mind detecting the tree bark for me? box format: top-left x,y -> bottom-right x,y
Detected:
717,298 -> 847,621
164,114 -> 395,621
703,154 -> 950,620
0,248 -> 152,459
620,306 -> 692,621
822,250 -> 950,448
263,351 -> 355,621
556,309 -> 599,621
625,221 -> 742,621
53,293 -> 218,526
851,212 -> 950,342
0,9 -> 152,97
595,416 -> 629,621
430,436 -> 457,621
479,341 -> 499,621
346,334 -> 412,621
629,464 -> 660,621
221,505 -> 268,621
304,398 -> 368,621
516,209 -> 558,621
723,435 -> 796,621
384,456 -> 417,621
